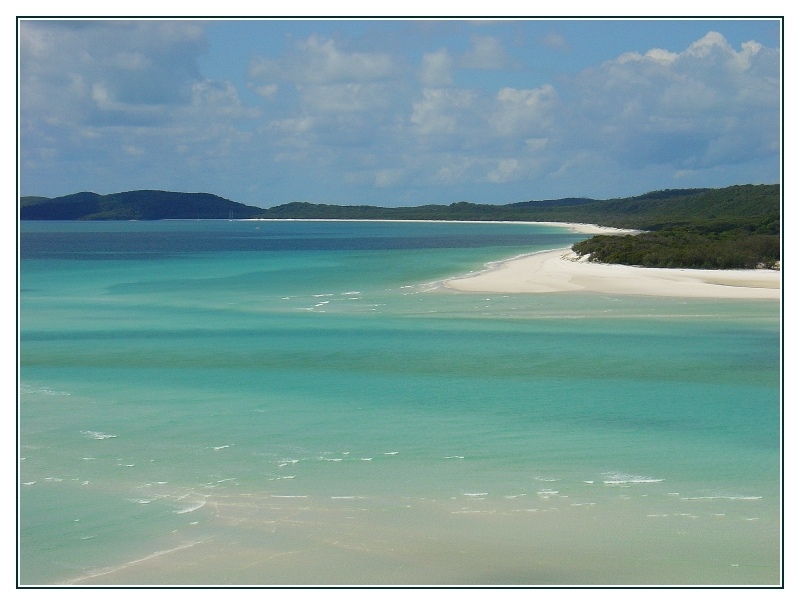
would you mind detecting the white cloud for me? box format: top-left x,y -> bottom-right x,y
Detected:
461,35 -> 509,70
491,85 -> 558,137
249,35 -> 394,85
486,158 -> 521,183
254,84 -> 279,100
541,31 -> 568,51
410,88 -> 477,136
373,168 -> 404,187
565,31 -> 779,171
297,83 -> 392,113
419,49 -> 454,87
19,23 -> 779,206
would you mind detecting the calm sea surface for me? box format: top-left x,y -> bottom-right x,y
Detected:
18,220 -> 781,586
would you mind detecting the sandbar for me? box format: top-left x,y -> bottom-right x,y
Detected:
443,248 -> 780,300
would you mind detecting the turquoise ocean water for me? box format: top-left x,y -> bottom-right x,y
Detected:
19,220 -> 780,586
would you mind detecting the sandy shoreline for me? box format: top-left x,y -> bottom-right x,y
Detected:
247,218 -> 637,235
443,247 -> 780,300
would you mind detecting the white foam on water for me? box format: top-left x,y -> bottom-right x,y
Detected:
360,458 -> 372,461
270,495 -> 308,498
444,455 -> 464,459
463,492 -> 488,497
212,445 -> 231,450
602,472 -> 663,485
537,489 -> 559,497
22,481 -> 36,486
64,539 -> 211,585
681,495 -> 763,501
175,501 -> 206,514
312,293 -> 334,297
81,431 -> 117,440
384,451 -> 399,455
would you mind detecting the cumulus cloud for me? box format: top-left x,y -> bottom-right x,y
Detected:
490,85 -> 558,137
19,20 -> 259,195
563,31 -> 778,173
540,31 -> 568,51
419,49 -> 454,87
249,35 -> 394,85
461,35 -> 510,69
409,88 -> 478,136
19,22 -> 779,206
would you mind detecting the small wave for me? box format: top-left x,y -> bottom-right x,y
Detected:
680,495 -> 762,501
463,492 -> 488,497
21,386 -> 71,397
81,431 -> 117,440
270,495 -> 308,498
175,501 -> 206,514
212,445 -> 231,450
602,472 -> 663,485
384,451 -> 399,455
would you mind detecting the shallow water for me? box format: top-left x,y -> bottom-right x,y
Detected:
18,220 -> 781,585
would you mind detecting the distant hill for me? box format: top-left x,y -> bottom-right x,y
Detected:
20,185 -> 780,269
256,184 -> 778,231
21,185 -> 778,230
20,190 -> 265,220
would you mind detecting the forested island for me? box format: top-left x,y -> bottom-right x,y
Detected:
21,184 -> 780,270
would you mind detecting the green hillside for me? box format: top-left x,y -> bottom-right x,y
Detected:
20,184 -> 780,269
20,190 -> 264,220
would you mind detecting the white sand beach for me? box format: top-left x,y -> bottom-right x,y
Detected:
444,247 -> 780,300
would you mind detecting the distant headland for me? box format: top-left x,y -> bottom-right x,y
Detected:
20,184 -> 780,270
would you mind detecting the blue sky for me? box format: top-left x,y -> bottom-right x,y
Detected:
18,18 -> 781,208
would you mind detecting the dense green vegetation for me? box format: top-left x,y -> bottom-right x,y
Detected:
21,184 -> 780,269
569,185 -> 780,269
572,229 -> 780,269
20,190 -> 264,220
